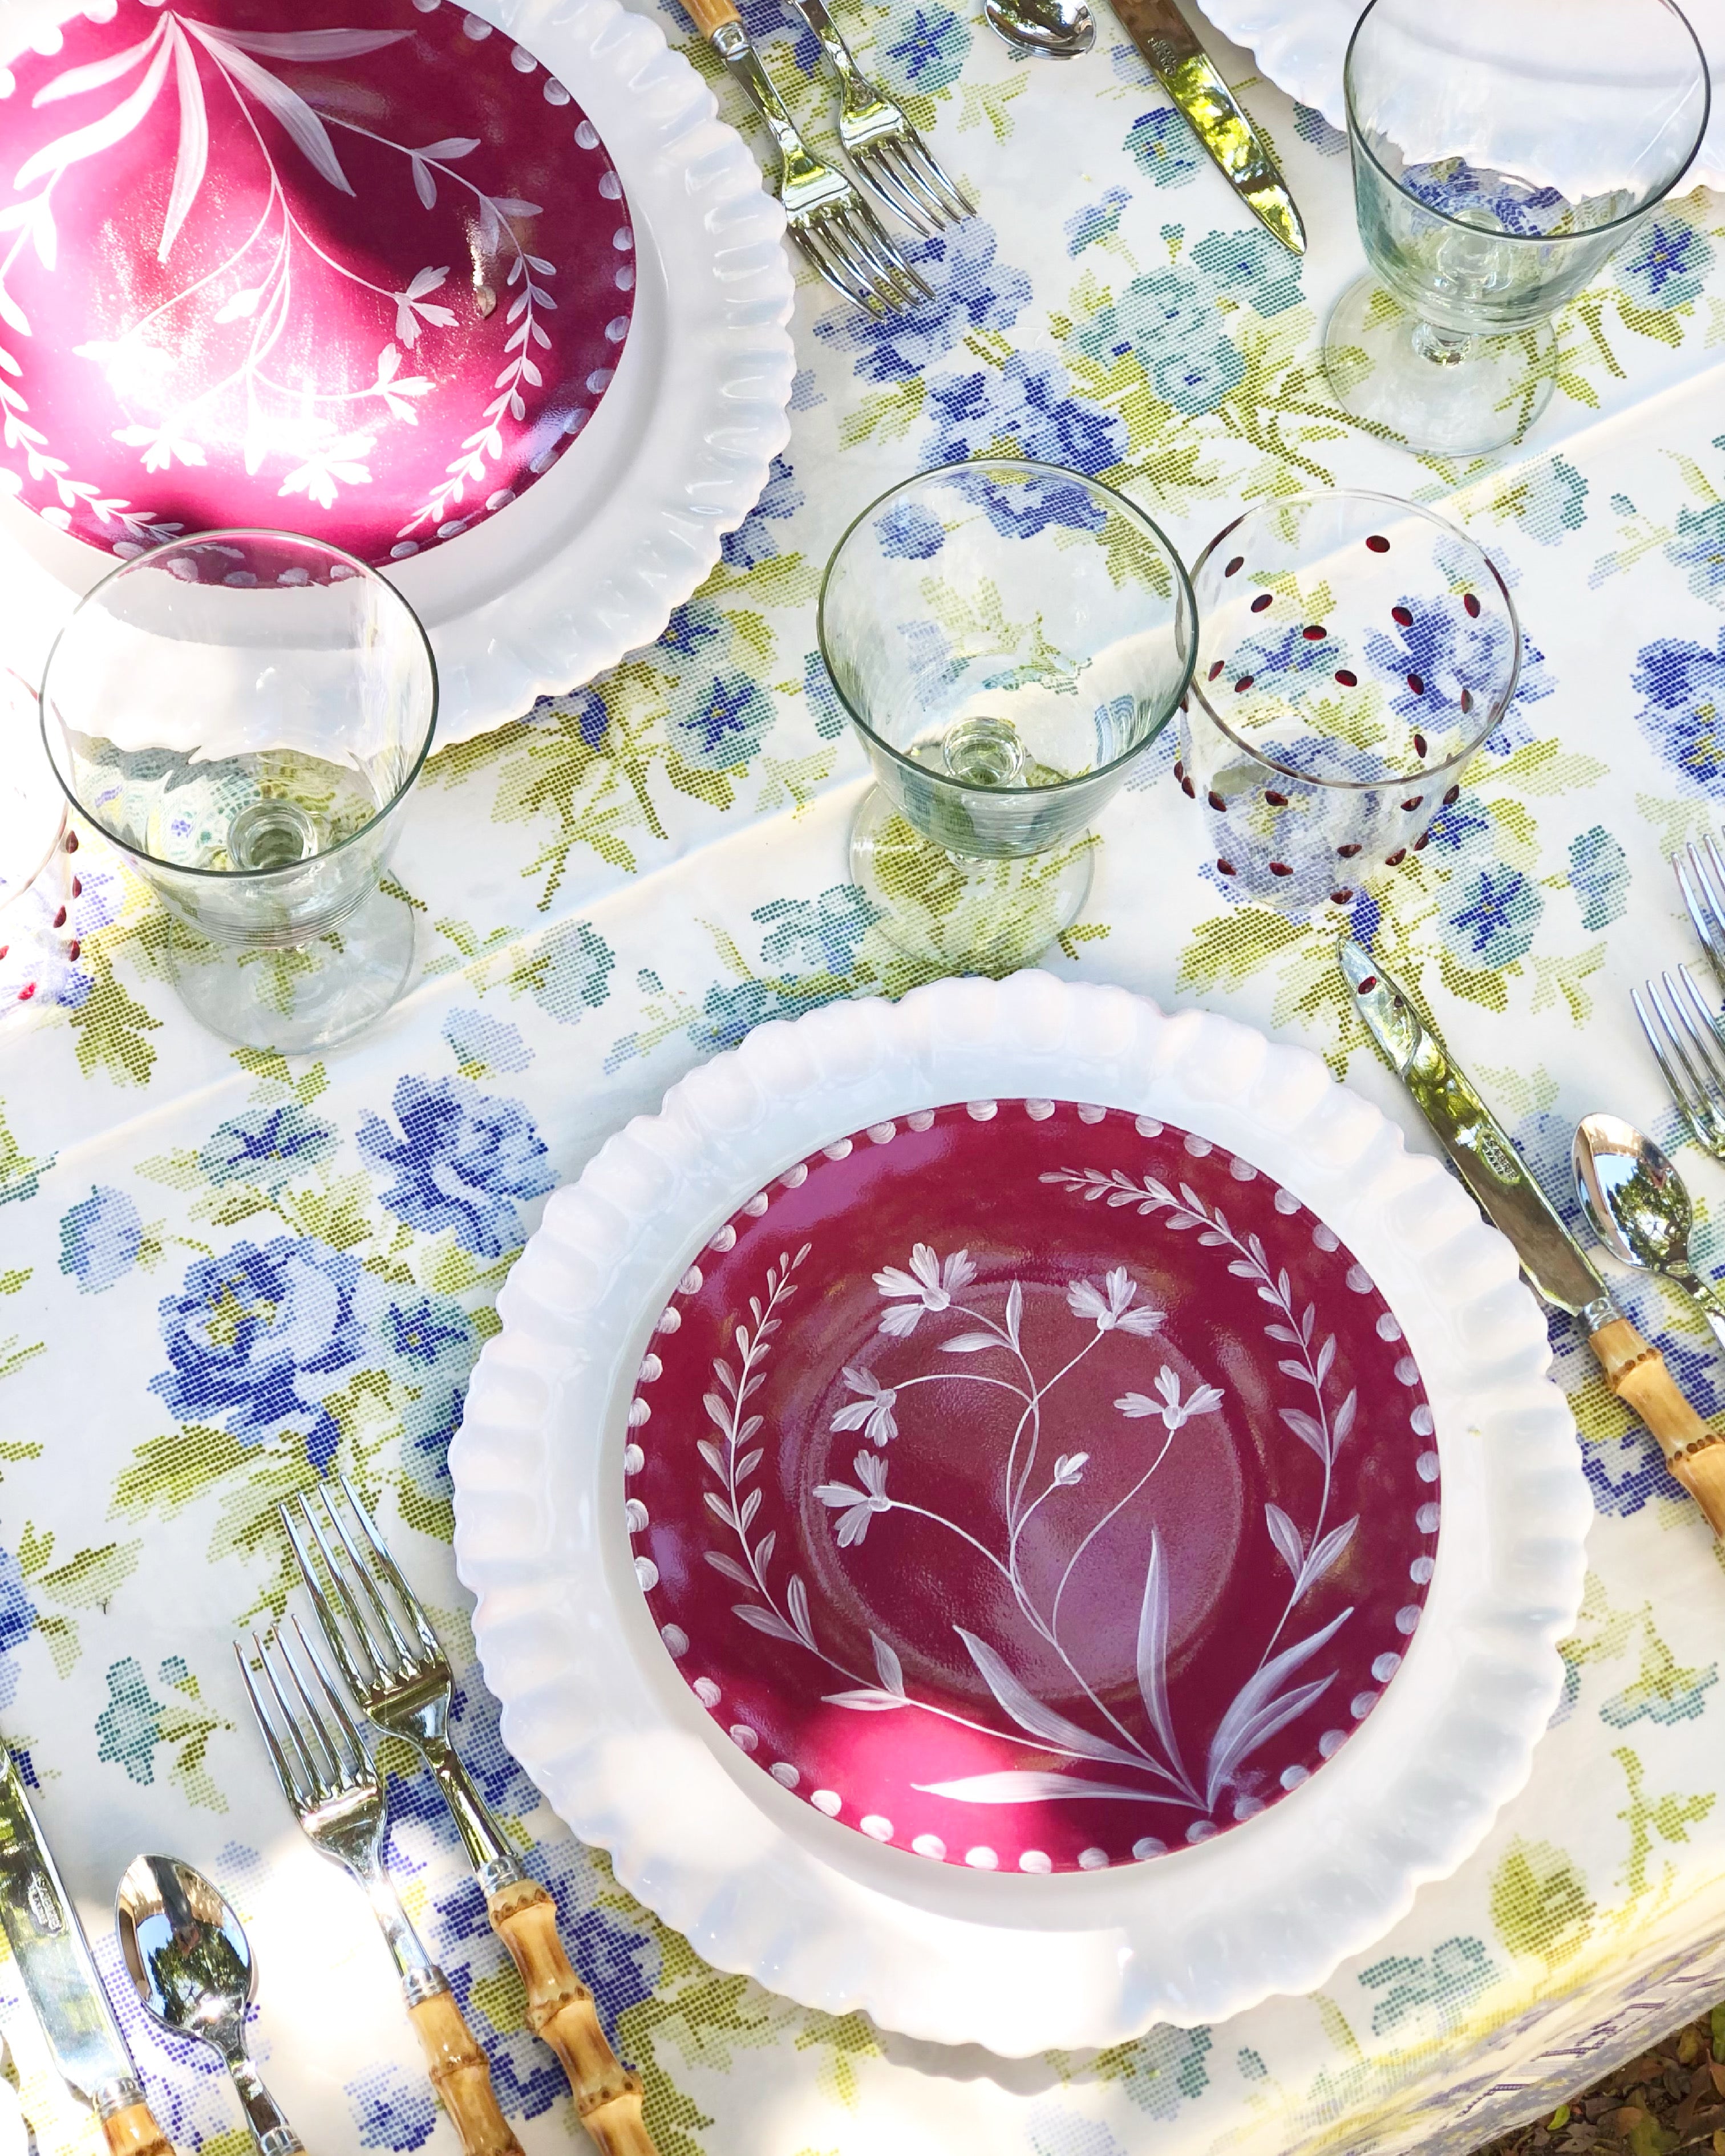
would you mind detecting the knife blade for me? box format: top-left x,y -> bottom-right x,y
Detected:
1339,939 -> 1725,1542
0,1748 -> 173,2156
1105,0 -> 1305,256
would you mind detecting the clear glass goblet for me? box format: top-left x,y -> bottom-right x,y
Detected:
39,531 -> 438,1053
817,459 -> 1196,972
1323,0 -> 1708,457
1177,491 -> 1521,914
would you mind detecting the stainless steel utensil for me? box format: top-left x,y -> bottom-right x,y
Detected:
0,1746 -> 176,2156
679,0 -> 929,314
280,1479 -> 655,2156
1634,965 -> 1725,1158
1339,938 -> 1725,1542
1106,0 -> 1305,254
1573,1112 -> 1725,1353
982,0 -> 1096,58
790,0 -> 973,233
1676,836 -> 1725,994
236,1622 -> 522,2156
115,1857 -> 301,2156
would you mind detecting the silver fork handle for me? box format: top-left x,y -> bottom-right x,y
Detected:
222,2053 -> 303,2156
1673,1262 -> 1725,1356
711,22 -> 825,190
425,1736 -> 524,1888
361,1859 -> 450,2003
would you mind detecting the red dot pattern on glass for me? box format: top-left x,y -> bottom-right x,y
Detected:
1269,862 -> 1292,877
1208,660 -> 1224,680
1208,791 -> 1226,812
1412,732 -> 1428,757
1407,672 -> 1424,696
1265,789 -> 1287,807
1217,857 -> 1236,874
1366,535 -> 1390,553
1391,605 -> 1414,627
1337,842 -> 1362,859
1303,625 -> 1326,641
1443,785 -> 1461,805
1355,973 -> 1378,991
1234,675 -> 1253,693
1460,688 -> 1473,714
1224,555 -> 1244,576
1250,593 -> 1272,613
1330,887 -> 1353,903
1386,848 -> 1407,866
1401,796 -> 1423,812
1464,591 -> 1481,618
1335,668 -> 1358,687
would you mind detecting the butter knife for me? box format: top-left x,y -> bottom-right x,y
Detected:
1339,939 -> 1725,1543
1106,0 -> 1305,256
0,1748 -> 175,2156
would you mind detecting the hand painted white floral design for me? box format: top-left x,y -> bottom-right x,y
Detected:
873,1243 -> 978,1335
813,1450 -> 891,1546
0,14 -> 561,534
829,1365 -> 898,1444
1067,1266 -> 1164,1335
693,1221 -> 1360,1830
1115,1367 -> 1226,1430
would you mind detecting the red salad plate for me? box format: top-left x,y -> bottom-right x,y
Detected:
630,1101 -> 1440,1877
0,0 -> 634,565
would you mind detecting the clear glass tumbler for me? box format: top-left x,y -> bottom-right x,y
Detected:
1177,492 -> 1521,913
0,666 -> 74,1015
39,531 -> 438,1052
1324,0 -> 1708,456
817,459 -> 1196,971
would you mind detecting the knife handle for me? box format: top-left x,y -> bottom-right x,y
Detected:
101,2101 -> 174,2156
485,1880 -> 658,2156
679,0 -> 739,39
1590,1315 -> 1725,1539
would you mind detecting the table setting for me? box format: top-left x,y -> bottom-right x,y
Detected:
1,0 -> 1724,2151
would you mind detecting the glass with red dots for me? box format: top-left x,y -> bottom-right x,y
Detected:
1175,491 -> 1520,913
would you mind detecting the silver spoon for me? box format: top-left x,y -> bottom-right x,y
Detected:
116,1856 -> 303,2156
983,0 -> 1096,58
1573,1112 -> 1725,1352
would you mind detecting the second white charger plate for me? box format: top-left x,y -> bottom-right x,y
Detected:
451,972 -> 1591,2055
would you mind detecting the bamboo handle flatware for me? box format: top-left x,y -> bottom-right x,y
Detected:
280,1480 -> 662,2156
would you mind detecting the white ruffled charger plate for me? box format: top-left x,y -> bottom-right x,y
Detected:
451,973 -> 1590,2056
0,0 -> 795,747
1201,0 -> 1725,194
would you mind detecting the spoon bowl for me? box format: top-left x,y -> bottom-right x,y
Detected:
1573,1112 -> 1725,1351
982,0 -> 1096,58
117,1857 -> 302,2156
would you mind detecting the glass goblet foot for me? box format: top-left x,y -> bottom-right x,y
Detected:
167,880 -> 417,1053
1321,274 -> 1555,458
849,788 -> 1095,977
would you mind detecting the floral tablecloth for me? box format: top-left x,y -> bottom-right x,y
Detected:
4,1 -> 1725,2153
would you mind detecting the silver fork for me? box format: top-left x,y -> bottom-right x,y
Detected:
280,1479 -> 654,2154
685,0 -> 930,314
1676,836 -> 1725,995
1634,964 -> 1725,1158
236,1623 -> 523,2156
791,0 -> 973,236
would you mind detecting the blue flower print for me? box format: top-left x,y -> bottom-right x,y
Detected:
877,500 -> 946,560
657,595 -> 726,664
1667,501 -> 1725,606
1440,862 -> 1544,971
0,1549 -> 34,1711
1619,217 -> 1713,310
1569,826 -> 1630,931
927,351 -> 1125,496
1364,593 -> 1517,738
346,2062 -> 438,2151
669,671 -> 774,772
803,648 -> 846,740
1511,455 -> 1588,548
378,1293 -> 478,1498
1066,187 -> 1131,256
877,2 -> 970,96
524,686 -> 608,746
1631,629 -> 1725,792
525,917 -> 614,1027
200,1103 -> 337,1195
1402,159 -> 1567,237
1190,228 -> 1303,319
359,1077 -> 555,1259
720,454 -> 804,570
693,977 -> 795,1053
1110,270 -> 1244,416
754,885 -> 881,975
815,218 -> 1030,386
151,1237 -> 367,1466
59,1185 -> 142,1293
1125,107 -> 1201,188
443,1007 -> 532,1078
1293,103 -> 1347,156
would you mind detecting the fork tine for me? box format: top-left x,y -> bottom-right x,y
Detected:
314,1485 -> 418,1675
789,224 -> 872,311
1673,964 -> 1725,1105
236,1635 -> 311,1811
899,132 -> 973,221
1698,839 -> 1725,989
853,146 -> 938,238
1642,974 -> 1725,1153
839,201 -> 930,306
876,137 -> 949,230
888,136 -> 962,226
337,1474 -> 443,1664
1676,846 -> 1725,987
1634,980 -> 1702,1135
820,213 -> 896,310
257,1630 -> 335,1796
283,1617 -> 367,1785
285,1494 -> 388,1695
